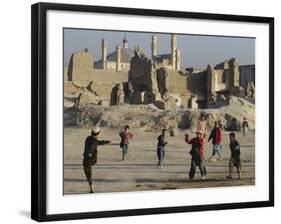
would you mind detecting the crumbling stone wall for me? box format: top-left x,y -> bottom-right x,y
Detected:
110,83 -> 124,105
67,49 -> 94,86
128,47 -> 160,104
205,58 -> 245,107
156,67 -> 169,100
168,70 -> 188,96
206,64 -> 217,106
246,81 -> 255,99
65,44 -> 251,111
188,95 -> 198,109
214,59 -> 228,70
228,58 -> 240,88
227,58 -> 244,97
64,67 -> 69,82
187,71 -> 207,97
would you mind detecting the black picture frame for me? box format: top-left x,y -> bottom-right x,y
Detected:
31,2 -> 274,222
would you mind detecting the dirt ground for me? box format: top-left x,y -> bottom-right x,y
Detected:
64,128 -> 255,194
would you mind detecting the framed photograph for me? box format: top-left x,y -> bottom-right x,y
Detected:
31,2 -> 274,222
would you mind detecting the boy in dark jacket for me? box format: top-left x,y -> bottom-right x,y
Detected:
185,130 -> 207,180
208,121 -> 223,162
226,132 -> 242,179
156,129 -> 168,168
83,127 -> 111,193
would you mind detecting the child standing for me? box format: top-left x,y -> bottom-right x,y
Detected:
208,121 -> 223,161
119,125 -> 134,160
242,117 -> 249,136
226,132 -> 242,179
83,127 -> 111,193
156,129 -> 168,168
185,130 -> 207,180
197,113 -> 207,138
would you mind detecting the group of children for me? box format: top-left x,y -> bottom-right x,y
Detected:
156,124 -> 241,181
82,114 -> 245,193
185,113 -> 242,180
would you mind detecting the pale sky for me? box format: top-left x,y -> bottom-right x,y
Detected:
64,28 -> 255,69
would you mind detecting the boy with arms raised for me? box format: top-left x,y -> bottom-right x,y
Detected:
185,130 -> 207,180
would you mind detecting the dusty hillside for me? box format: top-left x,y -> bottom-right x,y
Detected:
64,96 -> 255,132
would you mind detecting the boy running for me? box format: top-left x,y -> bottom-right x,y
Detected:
156,129 -> 168,168
226,132 -> 242,179
119,125 -> 134,160
208,121 -> 223,161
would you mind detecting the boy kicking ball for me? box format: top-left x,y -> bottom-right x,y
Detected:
83,127 -> 111,193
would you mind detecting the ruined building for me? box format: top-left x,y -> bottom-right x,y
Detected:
123,53 -> 254,109
206,58 -> 244,107
112,46 -> 187,110
65,34 -> 255,110
126,46 -> 161,104
67,48 -> 94,86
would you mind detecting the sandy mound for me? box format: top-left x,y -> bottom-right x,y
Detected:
64,95 -> 255,132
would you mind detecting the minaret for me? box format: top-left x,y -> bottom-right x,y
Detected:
123,33 -> 128,49
116,45 -> 121,72
101,38 -> 107,70
175,48 -> 181,71
151,35 -> 157,58
171,34 -> 177,70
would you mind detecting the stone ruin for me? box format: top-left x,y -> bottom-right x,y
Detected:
106,46 -> 185,110
188,95 -> 198,109
65,49 -> 107,107
246,81 -> 255,99
107,50 -> 254,111
206,58 -> 247,108
113,46 -> 182,110
63,46 -> 256,132
64,44 -> 255,111
67,48 -> 94,86
110,83 -> 125,105
156,67 -> 169,100
127,46 -> 161,104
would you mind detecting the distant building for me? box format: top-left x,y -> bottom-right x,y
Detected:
94,33 -> 181,72
151,34 -> 181,71
94,36 -> 134,71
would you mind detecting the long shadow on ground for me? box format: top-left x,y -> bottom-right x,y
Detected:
64,177 -> 254,184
